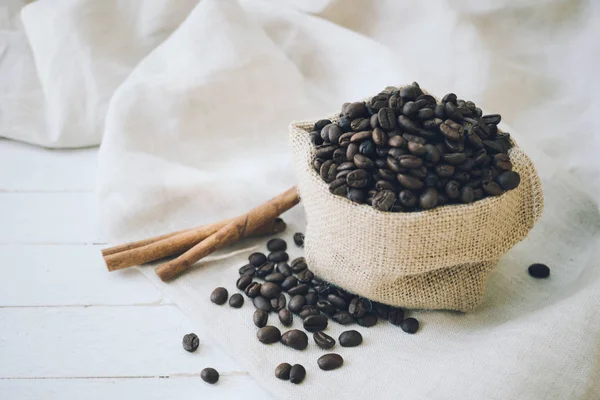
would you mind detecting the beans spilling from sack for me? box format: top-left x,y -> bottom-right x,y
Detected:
309,83 -> 521,212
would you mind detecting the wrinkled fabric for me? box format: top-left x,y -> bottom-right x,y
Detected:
2,0 -> 599,398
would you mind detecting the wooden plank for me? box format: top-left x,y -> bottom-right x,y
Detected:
0,306 -> 245,378
0,193 -> 105,243
0,375 -> 274,400
0,139 -> 97,191
0,245 -> 163,306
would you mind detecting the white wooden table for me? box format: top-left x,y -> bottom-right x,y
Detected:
0,138 -> 273,399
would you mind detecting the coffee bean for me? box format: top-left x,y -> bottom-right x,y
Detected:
419,188 -> 439,209
445,180 -> 460,199
257,326 -> 281,344
378,107 -> 397,130
278,308 -> 293,326
350,117 -> 370,132
260,282 -> 281,299
353,154 -> 374,170
398,155 -> 423,169
293,232 -> 305,247
442,152 -> 467,165
281,329 -> 308,350
200,368 -> 219,384
229,293 -> 244,308
275,363 -> 292,380
288,284 -> 309,296
318,353 -> 344,371
268,251 -> 289,263
348,297 -> 370,318
299,305 -> 320,319
320,160 -> 338,183
388,135 -> 406,148
442,93 -> 457,103
374,303 -> 389,319
305,292 -> 318,306
327,125 -> 343,144
397,115 -> 421,134
388,307 -> 405,325
357,312 -> 378,327
289,364 -> 306,384
253,296 -> 272,312
371,190 -> 396,211
346,142 -> 359,161
347,188 -> 366,204
397,173 -> 424,190
271,294 -> 286,311
303,314 -> 328,332
245,282 -> 262,298
276,262 -> 293,277
473,188 -> 484,199
326,294 -> 348,310
528,263 -> 550,278
316,300 -> 336,315
400,85 -> 419,101
482,180 -> 504,196
460,186 -> 475,203
481,114 -> 501,125
288,295 -> 307,313
297,269 -> 314,284
210,287 -> 228,305
496,170 -> 520,190
256,262 -> 275,278
182,333 -> 199,353
265,272 -> 285,284
332,311 -> 355,325
314,119 -> 331,131
267,238 -> 287,252
494,153 -> 512,171
329,178 -> 347,196
339,330 -> 363,347
281,276 -> 298,292
238,263 -> 255,276
347,169 -> 370,188
398,190 -> 417,208
313,331 -> 336,350
236,275 -> 253,290
248,252 -> 267,267
345,102 -> 368,119
253,309 -> 268,328
400,317 -> 420,334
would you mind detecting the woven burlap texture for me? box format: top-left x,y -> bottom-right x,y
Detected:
290,108 -> 544,312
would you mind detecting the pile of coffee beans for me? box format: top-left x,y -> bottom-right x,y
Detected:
308,83 -> 521,212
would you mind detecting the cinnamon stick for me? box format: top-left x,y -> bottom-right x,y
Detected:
155,186 -> 300,282
103,217 -> 286,272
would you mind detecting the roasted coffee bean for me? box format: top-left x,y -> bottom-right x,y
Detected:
318,353 -> 344,371
238,263 -> 255,276
299,305 -> 320,319
347,188 -> 366,204
445,180 -> 460,199
329,178 -> 347,196
483,139 -> 504,154
236,274 -> 253,290
348,297 -> 370,318
345,102 -> 368,119
297,269 -> 314,284
281,329 -> 309,350
398,155 -> 423,169
268,251 -> 289,263
267,238 -> 287,252
278,308 -> 293,326
434,103 -> 446,118
317,300 -> 337,315
497,171 -> 520,190
265,272 -> 286,284
293,232 -> 305,247
359,140 -> 376,157
338,132 -> 354,147
442,152 -> 467,165
445,102 -> 463,121
260,282 -> 282,299
402,101 -> 420,117
245,282 -> 262,298
281,276 -> 298,291
275,363 -> 292,380
460,186 -> 475,203
257,326 -> 281,344
338,116 -> 352,132
372,128 -> 387,147
347,169 -> 370,188
253,296 -> 272,312
256,262 -> 275,278
351,117 -> 370,132
397,115 -> 421,135
305,292 -> 318,306
182,333 -> 199,352
353,154 -> 374,170
313,331 -> 336,350
253,309 -> 268,328
445,137 -> 465,153
481,114 -> 501,125
377,107 -> 397,130
303,314 -> 328,332
417,108 -> 435,120
350,130 -> 372,143
332,311 -> 355,325
388,307 -> 405,325
407,141 -> 427,156
400,85 -> 420,100
388,135 -> 406,148
528,263 -> 550,278
357,312 -> 378,327
288,284 -> 310,296
210,287 -> 228,305
423,118 -> 443,131
229,293 -> 244,308
397,174 -> 424,190
346,143 -> 359,161
248,252 -> 267,267
435,164 -> 455,178
375,180 -> 396,191
288,295 -> 307,314
314,119 -> 331,131
466,178 -> 483,188
291,257 -> 307,273
319,160 -> 337,183
201,368 -> 219,384
400,317 -> 420,334
473,188 -> 484,199
327,294 -> 348,310
321,124 -> 332,141
398,190 -> 418,208
494,153 -> 512,171
314,158 -> 324,173
289,364 -> 306,384
276,263 -> 293,277
371,190 -> 396,211
442,93 -> 457,103
374,303 -> 390,319
271,294 -> 286,311
328,125 -> 343,144
419,188 -> 439,209
482,180 -> 504,196
315,144 -> 336,158
339,330 -> 363,347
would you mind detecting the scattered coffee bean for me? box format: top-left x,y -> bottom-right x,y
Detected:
276,262 -> 293,277
348,297 -> 370,318
281,329 -> 308,350
253,309 -> 268,328
374,303 -> 389,319
297,269 -> 314,284
275,363 -> 292,380
317,300 -> 337,315
260,282 -> 282,299
267,238 -> 287,252
244,282 -> 262,298
257,326 -> 281,344
229,293 -> 244,308
253,296 -> 272,312
248,252 -> 267,267
281,276 -> 298,292
327,294 -> 348,310
305,292 -> 318,306
289,364 -> 306,384
210,287 -> 228,305
265,272 -> 286,284
256,262 -> 275,278
357,313 -> 378,327
268,251 -> 289,263
288,284 -> 310,296
238,263 -> 255,276
182,333 -> 199,353
303,314 -> 329,332
528,263 -> 550,278
200,367 -> 219,384
400,317 -> 420,334
313,331 -> 336,349
278,308 -> 293,326
332,311 -> 355,325
236,275 -> 253,290
318,354 -> 344,371
339,330 -> 363,347
497,170 -> 521,190
299,305 -> 320,319
271,294 -> 286,311
291,257 -> 308,273
388,307 -> 405,325
293,232 -> 305,247
288,295 -> 307,314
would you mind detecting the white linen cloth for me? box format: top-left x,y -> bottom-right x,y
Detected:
2,0 -> 600,398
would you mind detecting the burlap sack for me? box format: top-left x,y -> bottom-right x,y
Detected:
289,98 -> 544,312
